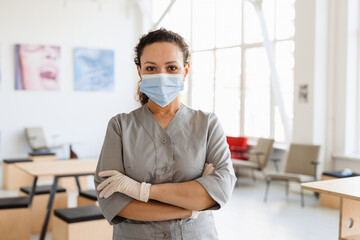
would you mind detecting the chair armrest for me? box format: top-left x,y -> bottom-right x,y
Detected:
311,161 -> 320,180
248,150 -> 264,156
230,146 -> 249,152
270,158 -> 281,172
271,158 -> 281,162
248,151 -> 264,168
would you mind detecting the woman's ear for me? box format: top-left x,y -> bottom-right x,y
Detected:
183,63 -> 190,82
137,65 -> 142,80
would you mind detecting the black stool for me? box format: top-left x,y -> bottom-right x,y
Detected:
20,185 -> 68,234
28,152 -> 57,162
53,205 -> 112,240
77,189 -> 97,206
0,196 -> 31,239
2,158 -> 33,190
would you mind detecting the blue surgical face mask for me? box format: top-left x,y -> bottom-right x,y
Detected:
140,73 -> 184,107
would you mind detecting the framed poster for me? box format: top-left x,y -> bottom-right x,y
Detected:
74,47 -> 115,91
15,44 -> 60,91
0,44 -> 2,86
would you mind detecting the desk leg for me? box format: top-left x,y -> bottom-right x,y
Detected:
28,176 -> 38,207
39,176 -> 59,240
75,176 -> 82,191
339,198 -> 360,240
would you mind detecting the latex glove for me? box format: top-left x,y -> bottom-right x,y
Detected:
201,163 -> 215,176
190,210 -> 200,219
97,170 -> 151,202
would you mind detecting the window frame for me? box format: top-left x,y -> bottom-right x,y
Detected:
150,0 -> 295,142
189,0 -> 294,142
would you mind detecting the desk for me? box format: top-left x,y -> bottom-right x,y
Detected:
15,159 -> 97,240
302,177 -> 360,240
320,172 -> 360,209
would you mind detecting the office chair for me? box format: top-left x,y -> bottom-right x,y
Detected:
25,127 -> 64,152
231,138 -> 275,181
264,144 -> 320,207
226,136 -> 249,160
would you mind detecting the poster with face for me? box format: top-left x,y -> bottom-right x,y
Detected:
15,44 -> 60,91
0,44 -> 2,86
74,48 -> 115,91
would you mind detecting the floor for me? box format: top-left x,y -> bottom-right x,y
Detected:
0,163 -> 339,240
214,178 -> 339,240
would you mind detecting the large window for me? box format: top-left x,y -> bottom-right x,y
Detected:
151,0 -> 295,142
346,0 -> 360,155
355,0 -> 360,154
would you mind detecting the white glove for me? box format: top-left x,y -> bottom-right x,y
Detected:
97,170 -> 151,202
201,163 -> 215,177
190,210 -> 200,219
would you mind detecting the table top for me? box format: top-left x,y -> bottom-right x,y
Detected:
301,176 -> 360,201
15,159 -> 97,177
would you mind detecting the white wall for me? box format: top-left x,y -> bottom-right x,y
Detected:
330,0 -> 360,171
293,0 -> 328,174
0,0 -> 143,160
293,0 -> 360,172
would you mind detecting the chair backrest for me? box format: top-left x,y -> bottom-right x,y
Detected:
226,136 -> 248,160
25,127 -> 47,151
249,138 -> 274,168
285,144 -> 320,176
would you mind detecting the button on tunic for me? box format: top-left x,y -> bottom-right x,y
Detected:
95,104 -> 236,240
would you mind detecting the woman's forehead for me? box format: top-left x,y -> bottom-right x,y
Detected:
141,42 -> 183,64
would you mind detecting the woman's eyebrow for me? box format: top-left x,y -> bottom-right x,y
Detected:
165,61 -> 179,65
144,61 -> 157,65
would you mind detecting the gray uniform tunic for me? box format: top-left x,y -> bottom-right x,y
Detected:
94,104 -> 236,240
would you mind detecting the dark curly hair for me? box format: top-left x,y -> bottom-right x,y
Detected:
134,28 -> 191,106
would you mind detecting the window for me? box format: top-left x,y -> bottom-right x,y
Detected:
346,0 -> 360,155
355,0 -> 360,154
357,76 -> 360,154
151,0 -> 295,142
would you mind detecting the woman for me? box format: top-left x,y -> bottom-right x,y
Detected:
95,28 -> 236,240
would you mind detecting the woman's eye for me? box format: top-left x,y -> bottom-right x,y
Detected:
146,66 -> 155,72
168,66 -> 178,71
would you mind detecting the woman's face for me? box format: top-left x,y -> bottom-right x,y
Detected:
137,42 -> 189,81
19,45 -> 60,90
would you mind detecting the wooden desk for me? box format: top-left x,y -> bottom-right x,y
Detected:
15,159 -> 97,240
302,177 -> 360,240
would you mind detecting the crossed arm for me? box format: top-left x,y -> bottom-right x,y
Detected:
119,181 -> 216,221
119,200 -> 192,222
97,164 -> 217,222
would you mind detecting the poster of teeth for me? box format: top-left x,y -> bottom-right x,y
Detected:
73,47 -> 115,91
15,44 -> 61,91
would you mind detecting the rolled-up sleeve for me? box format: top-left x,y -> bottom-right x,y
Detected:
195,113 -> 236,209
94,116 -> 133,225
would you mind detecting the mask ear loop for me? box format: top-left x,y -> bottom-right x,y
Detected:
137,78 -> 149,106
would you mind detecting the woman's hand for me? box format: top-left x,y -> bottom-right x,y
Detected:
97,163 -> 214,201
97,170 -> 151,202
201,163 -> 215,176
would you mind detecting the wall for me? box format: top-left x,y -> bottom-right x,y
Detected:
293,0 -> 360,172
0,0 -> 143,160
330,0 -> 360,171
293,0 -> 328,174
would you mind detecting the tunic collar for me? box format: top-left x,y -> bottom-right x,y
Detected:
134,103 -> 184,141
